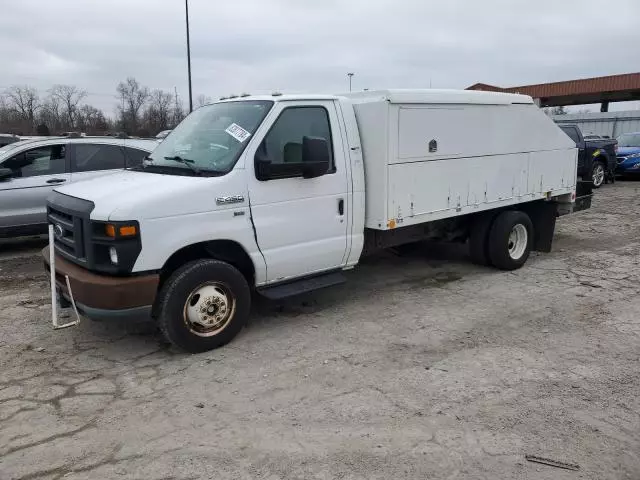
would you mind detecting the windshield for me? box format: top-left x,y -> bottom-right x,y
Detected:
617,133 -> 640,148
147,100 -> 273,174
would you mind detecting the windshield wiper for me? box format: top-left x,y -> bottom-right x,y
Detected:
163,155 -> 202,176
126,156 -> 152,171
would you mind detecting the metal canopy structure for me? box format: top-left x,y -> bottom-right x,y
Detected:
467,73 -> 640,111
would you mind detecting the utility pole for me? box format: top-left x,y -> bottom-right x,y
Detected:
185,0 -> 193,113
120,93 -> 125,131
347,72 -> 354,92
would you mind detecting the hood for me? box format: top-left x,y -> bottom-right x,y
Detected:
617,146 -> 640,157
54,170 -> 247,221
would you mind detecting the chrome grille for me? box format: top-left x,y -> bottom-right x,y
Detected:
48,206 -> 86,261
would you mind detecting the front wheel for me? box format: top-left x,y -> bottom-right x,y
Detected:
591,161 -> 606,188
488,211 -> 533,270
158,259 -> 251,353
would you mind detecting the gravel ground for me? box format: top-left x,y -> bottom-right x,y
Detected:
1,182 -> 639,480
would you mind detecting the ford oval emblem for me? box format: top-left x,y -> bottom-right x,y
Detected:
54,224 -> 64,239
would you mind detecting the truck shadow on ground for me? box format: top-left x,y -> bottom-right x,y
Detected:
249,241 -> 471,323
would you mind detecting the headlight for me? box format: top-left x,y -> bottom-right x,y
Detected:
90,220 -> 141,274
628,152 -> 640,159
631,163 -> 640,169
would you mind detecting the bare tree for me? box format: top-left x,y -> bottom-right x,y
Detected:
0,94 -> 10,130
544,106 -> 568,116
1,80 -> 188,136
4,85 -> 41,129
49,85 -> 87,130
171,95 -> 186,128
77,104 -> 109,134
116,77 -> 150,134
144,89 -> 174,134
196,94 -> 212,108
39,95 -> 63,133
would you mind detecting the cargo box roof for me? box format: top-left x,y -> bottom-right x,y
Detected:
344,89 -> 534,105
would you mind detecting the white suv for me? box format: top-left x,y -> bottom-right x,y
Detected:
0,136 -> 158,237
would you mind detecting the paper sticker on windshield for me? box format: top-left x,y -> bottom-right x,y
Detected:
225,123 -> 251,143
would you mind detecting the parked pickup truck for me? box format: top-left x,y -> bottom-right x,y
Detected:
558,124 -> 617,188
44,89 -> 586,352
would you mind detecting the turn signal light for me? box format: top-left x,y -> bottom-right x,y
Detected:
119,225 -> 137,237
105,224 -> 137,237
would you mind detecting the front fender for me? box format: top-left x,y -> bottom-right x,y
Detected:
132,207 -> 266,284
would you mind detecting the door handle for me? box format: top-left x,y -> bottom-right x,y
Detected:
46,178 -> 66,184
338,198 -> 344,216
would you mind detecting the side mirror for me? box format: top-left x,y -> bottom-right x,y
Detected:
254,136 -> 331,181
254,149 -> 273,181
0,168 -> 13,181
301,136 -> 330,179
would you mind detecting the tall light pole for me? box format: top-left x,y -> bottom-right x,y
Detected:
347,72 -> 354,92
185,0 -> 193,113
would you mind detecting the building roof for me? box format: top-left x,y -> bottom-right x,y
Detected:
467,73 -> 640,107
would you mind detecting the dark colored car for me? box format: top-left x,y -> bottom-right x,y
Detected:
0,134 -> 20,148
615,132 -> 640,177
559,124 -> 618,188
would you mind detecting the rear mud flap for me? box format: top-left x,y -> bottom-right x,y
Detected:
574,180 -> 593,213
573,195 -> 593,213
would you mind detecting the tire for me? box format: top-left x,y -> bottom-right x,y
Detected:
591,161 -> 606,188
488,211 -> 533,271
468,214 -> 494,266
158,259 -> 251,353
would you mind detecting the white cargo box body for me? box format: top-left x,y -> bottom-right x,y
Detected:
347,90 -> 577,230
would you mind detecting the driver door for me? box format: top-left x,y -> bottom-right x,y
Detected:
247,101 -> 350,284
0,143 -> 70,232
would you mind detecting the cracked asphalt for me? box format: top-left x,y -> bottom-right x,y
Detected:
1,181 -> 639,480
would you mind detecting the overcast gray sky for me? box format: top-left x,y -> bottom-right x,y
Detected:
1,0 -> 638,115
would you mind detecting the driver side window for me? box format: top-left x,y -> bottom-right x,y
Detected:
260,107 -> 334,169
3,145 -> 66,178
